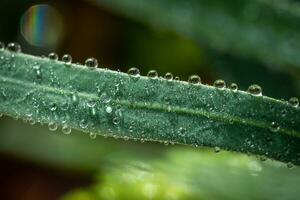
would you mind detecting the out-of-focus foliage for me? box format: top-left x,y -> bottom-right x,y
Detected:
62,148 -> 300,200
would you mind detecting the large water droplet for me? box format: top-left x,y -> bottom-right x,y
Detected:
289,97 -> 299,107
127,67 -> 140,76
7,42 -> 21,53
48,52 -> 58,60
62,124 -> 71,134
248,84 -> 262,96
214,79 -> 226,88
48,122 -> 58,131
85,58 -> 98,68
164,72 -> 173,80
188,75 -> 201,84
229,83 -> 238,91
62,54 -> 72,64
147,70 -> 158,78
214,146 -> 221,153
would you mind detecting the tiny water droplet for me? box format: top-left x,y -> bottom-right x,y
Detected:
62,54 -> 72,64
247,84 -> 262,96
188,75 -> 201,84
49,102 -> 57,111
270,122 -> 280,132
72,92 -> 79,104
175,76 -> 180,81
0,42 -> 4,50
214,79 -> 226,88
89,132 -> 97,139
147,70 -> 158,78
28,118 -> 36,125
163,141 -> 169,146
214,146 -> 221,153
48,122 -> 58,131
0,113 -> 3,118
113,117 -> 120,125
100,93 -> 111,103
79,119 -> 88,129
85,58 -> 98,68
48,52 -> 58,60
106,106 -> 112,114
7,42 -> 21,53
62,124 -> 71,134
229,83 -> 238,91
87,100 -> 96,108
127,67 -> 140,76
288,97 -> 299,107
164,72 -> 173,80
287,162 -> 294,169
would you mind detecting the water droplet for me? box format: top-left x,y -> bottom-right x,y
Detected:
229,83 -> 238,91
7,42 -> 21,53
247,84 -> 262,96
113,117 -> 120,125
127,67 -> 140,76
0,42 -> 4,50
79,119 -> 88,129
87,100 -> 96,108
147,70 -> 158,78
28,118 -> 36,125
270,122 -> 280,132
288,97 -> 299,107
214,79 -> 226,88
48,122 -> 58,131
106,106 -> 112,114
188,75 -> 201,84
164,72 -> 173,80
85,58 -> 98,68
62,124 -> 71,134
62,54 -> 72,64
175,76 -> 180,81
72,92 -> 79,104
214,146 -> 221,153
89,132 -> 97,139
100,93 -> 111,103
0,113 -> 3,118
48,52 -> 58,60
49,102 -> 57,111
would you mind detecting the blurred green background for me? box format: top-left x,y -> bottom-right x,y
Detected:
0,0 -> 300,199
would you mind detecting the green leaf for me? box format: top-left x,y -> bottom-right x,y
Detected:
62,148 -> 300,200
0,49 -> 299,165
91,0 -> 300,69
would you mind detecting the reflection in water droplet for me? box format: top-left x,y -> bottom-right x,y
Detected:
48,52 -> 58,60
214,79 -> 226,88
147,70 -> 158,78
188,75 -> 201,84
247,84 -> 262,96
48,122 -> 58,131
62,124 -> 71,134
85,58 -> 98,68
289,97 -> 299,107
7,43 -> 21,53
